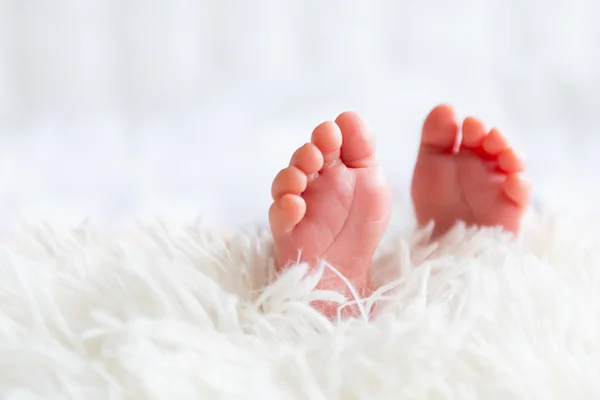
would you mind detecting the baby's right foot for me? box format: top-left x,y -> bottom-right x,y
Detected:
411,105 -> 532,237
269,112 -> 392,311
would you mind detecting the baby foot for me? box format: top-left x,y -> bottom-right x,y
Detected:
411,104 -> 532,237
269,112 -> 392,308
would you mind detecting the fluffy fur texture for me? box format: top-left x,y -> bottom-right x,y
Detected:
2,206 -> 600,399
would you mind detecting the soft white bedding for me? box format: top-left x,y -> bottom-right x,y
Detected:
2,207 -> 600,399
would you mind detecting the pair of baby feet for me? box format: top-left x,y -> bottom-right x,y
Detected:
269,104 -> 531,312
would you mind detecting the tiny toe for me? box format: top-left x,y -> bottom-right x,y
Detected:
420,104 -> 461,153
503,173 -> 532,207
482,128 -> 510,155
311,121 -> 342,164
271,166 -> 307,200
335,111 -> 377,168
269,194 -> 306,235
290,143 -> 324,174
461,117 -> 487,148
498,148 -> 525,173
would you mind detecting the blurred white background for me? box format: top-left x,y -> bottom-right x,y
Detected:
0,0 -> 599,232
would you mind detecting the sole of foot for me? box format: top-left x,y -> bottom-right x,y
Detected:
269,112 -> 392,318
411,104 -> 532,237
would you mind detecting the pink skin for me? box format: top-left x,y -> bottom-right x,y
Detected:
269,105 -> 531,317
411,104 -> 532,237
269,112 -> 392,316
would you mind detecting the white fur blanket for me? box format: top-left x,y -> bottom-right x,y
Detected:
2,207 -> 600,399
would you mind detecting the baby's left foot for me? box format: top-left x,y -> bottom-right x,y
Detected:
412,105 -> 532,237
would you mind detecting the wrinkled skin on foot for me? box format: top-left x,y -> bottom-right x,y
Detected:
411,104 -> 532,237
269,112 -> 392,318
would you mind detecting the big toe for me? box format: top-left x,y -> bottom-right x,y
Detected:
335,111 -> 378,168
421,104 -> 460,153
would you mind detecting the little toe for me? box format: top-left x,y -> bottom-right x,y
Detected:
335,111 -> 377,168
498,148 -> 526,173
420,104 -> 461,153
271,166 -> 307,200
482,128 -> 510,155
269,194 -> 306,236
503,173 -> 532,207
461,117 -> 487,148
311,121 -> 343,165
290,143 -> 324,175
